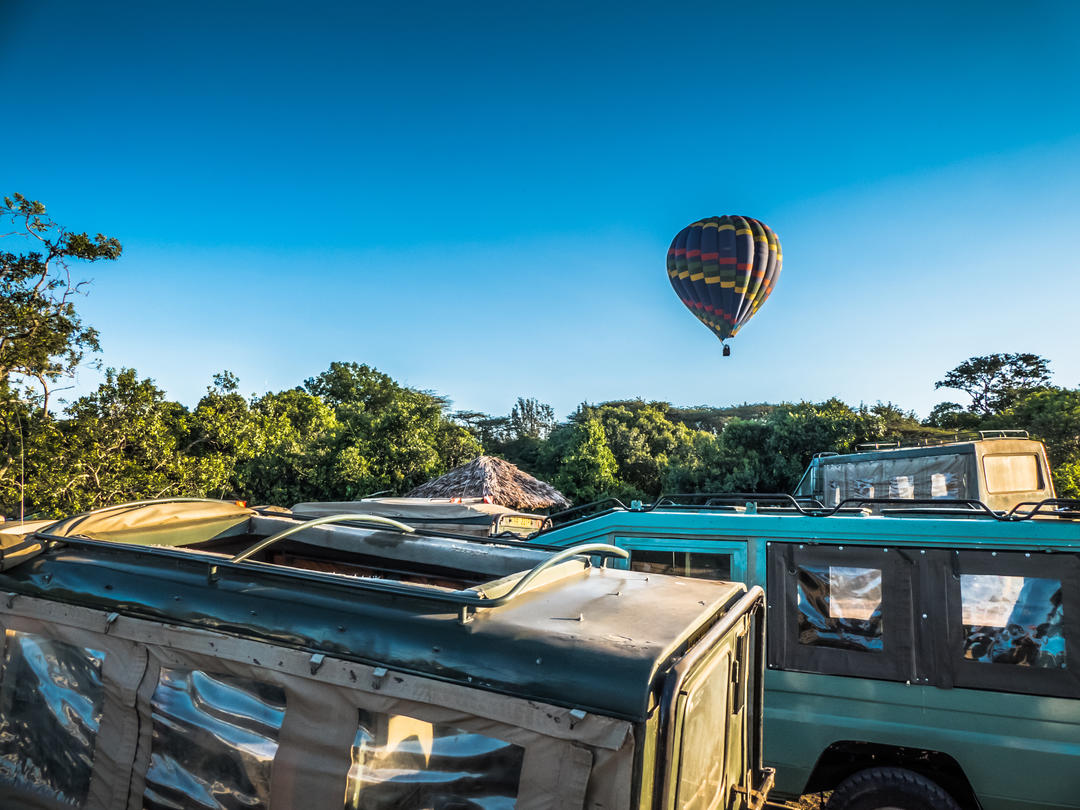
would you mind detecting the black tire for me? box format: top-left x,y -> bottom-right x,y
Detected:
825,766 -> 962,810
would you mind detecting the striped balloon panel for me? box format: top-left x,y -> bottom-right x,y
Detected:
667,215 -> 782,342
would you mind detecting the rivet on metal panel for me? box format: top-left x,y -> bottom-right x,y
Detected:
992,551 -> 997,556
1025,552 -> 1031,557
104,612 -> 119,634
536,658 -> 543,665
920,550 -> 926,554
309,653 -> 325,675
371,666 -> 388,690
922,613 -> 928,620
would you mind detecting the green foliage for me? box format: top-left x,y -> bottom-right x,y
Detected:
509,397 -> 556,440
0,193 -> 121,405
9,369 -> 207,517
935,353 -> 1052,416
550,417 -> 620,503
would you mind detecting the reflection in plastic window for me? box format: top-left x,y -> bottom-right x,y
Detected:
853,480 -> 875,499
931,473 -> 956,499
0,631 -> 105,806
143,669 -> 286,810
797,566 -> 883,652
630,550 -> 732,581
961,575 -> 1065,668
889,476 -> 914,499
344,710 -> 524,809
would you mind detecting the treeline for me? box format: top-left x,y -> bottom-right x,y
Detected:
2,194 -> 1078,518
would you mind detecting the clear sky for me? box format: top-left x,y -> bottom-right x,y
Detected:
4,1 -> 1079,420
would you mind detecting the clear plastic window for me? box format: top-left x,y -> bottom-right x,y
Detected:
630,550 -> 732,581
143,669 -> 286,810
889,476 -> 914,499
344,710 -> 524,809
961,575 -> 1064,668
931,472 -> 959,499
797,566 -> 883,652
983,454 -> 1041,493
0,631 -> 105,806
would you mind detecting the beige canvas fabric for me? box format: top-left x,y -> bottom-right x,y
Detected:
44,500 -> 254,547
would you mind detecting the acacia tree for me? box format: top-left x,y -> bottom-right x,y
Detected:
934,353 -> 1052,416
0,193 -> 122,410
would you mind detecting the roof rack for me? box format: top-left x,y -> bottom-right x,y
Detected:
35,510 -> 629,624
539,492 -> 1080,531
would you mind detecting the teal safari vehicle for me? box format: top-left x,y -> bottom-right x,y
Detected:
537,495 -> 1080,810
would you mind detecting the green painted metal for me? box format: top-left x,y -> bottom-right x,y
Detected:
539,507 -> 1080,808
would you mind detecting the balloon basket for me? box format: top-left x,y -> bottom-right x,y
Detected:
722,345 -> 731,357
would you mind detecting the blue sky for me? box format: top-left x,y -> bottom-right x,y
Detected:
4,1 -> 1079,419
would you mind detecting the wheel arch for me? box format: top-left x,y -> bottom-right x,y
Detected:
803,740 -> 980,810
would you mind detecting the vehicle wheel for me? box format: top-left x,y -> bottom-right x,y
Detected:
824,767 -> 961,810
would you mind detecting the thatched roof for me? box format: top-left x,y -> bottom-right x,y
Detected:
407,456 -> 570,511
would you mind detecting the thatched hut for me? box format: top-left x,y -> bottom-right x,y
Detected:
407,456 -> 570,511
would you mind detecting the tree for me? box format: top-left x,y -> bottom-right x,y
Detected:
0,193 -> 122,410
935,353 -> 1052,416
551,417 -> 620,504
989,386 -> 1080,498
20,369 -> 202,516
509,397 -> 556,440
301,362 -> 481,499
1,194 -> 122,502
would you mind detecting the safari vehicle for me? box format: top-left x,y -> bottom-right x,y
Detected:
0,499 -> 771,810
793,431 -> 1056,513
537,494 -> 1080,810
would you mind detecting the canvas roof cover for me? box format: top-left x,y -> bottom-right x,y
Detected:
42,500 -> 255,547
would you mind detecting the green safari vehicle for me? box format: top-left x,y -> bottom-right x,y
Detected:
538,494 -> 1080,810
0,499 -> 772,810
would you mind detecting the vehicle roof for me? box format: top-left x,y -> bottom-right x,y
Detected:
541,505 -> 1080,550
809,437 -> 1047,466
292,497 -> 539,523
0,506 -> 745,721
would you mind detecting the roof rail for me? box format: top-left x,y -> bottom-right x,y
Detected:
537,493 -> 1080,531
856,441 -> 900,451
978,429 -> 1030,440
230,512 -> 415,563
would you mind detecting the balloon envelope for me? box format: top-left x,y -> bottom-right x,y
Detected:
667,215 -> 782,343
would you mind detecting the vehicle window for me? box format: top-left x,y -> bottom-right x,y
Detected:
797,565 -> 883,652
630,550 -> 732,581
889,476 -> 914,499
961,574 -> 1065,668
931,472 -> 960,498
343,711 -> 524,809
0,631 -> 105,806
983,454 -> 1041,493
674,652 -> 730,810
143,669 -> 286,810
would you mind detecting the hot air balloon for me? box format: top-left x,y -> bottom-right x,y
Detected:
667,215 -> 782,355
